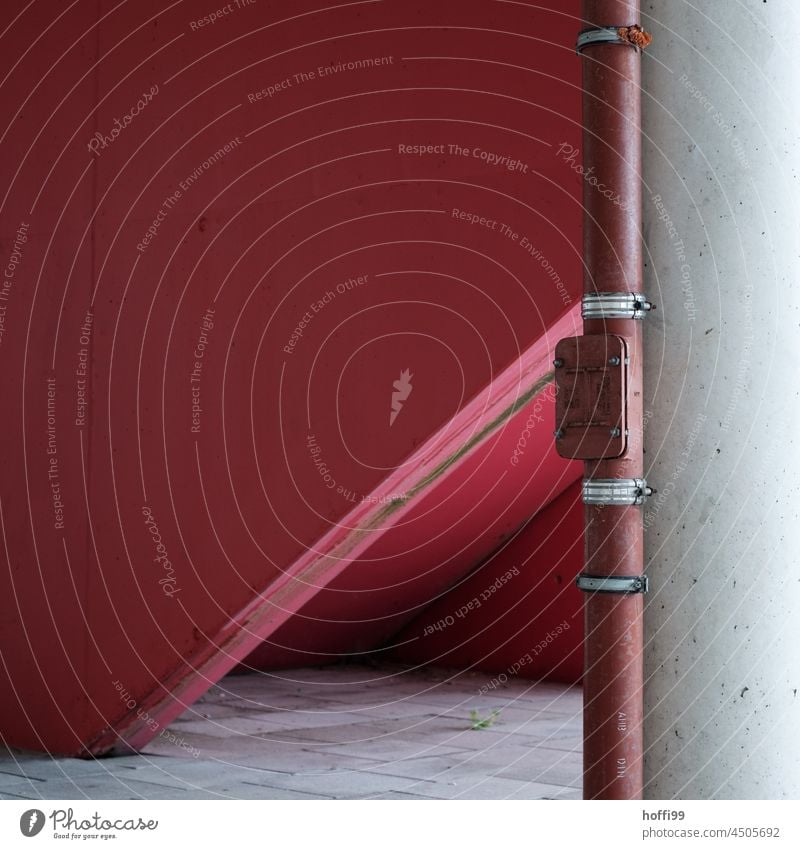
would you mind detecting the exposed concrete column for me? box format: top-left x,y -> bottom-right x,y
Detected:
641,1 -> 800,799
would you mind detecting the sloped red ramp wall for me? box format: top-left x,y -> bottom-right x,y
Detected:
389,481 -> 584,684
0,0 -> 581,755
245,315 -> 582,672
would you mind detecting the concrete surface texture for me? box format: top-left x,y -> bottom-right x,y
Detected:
0,666 -> 581,800
642,0 -> 800,799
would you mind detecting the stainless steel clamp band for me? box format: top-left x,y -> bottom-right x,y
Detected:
576,26 -> 649,55
576,574 -> 649,594
582,292 -> 654,321
582,478 -> 654,506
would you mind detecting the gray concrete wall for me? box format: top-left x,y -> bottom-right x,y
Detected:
642,1 -> 800,799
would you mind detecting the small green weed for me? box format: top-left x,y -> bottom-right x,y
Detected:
469,708 -> 501,730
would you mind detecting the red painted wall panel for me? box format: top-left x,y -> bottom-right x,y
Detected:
390,481 -> 584,684
0,0 -> 581,753
246,369 -> 582,670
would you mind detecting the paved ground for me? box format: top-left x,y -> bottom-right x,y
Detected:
0,665 -> 582,800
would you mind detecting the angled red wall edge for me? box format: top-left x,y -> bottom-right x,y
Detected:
388,481 -> 583,684
0,0 -> 581,754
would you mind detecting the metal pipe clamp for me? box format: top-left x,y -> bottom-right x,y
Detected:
576,26 -> 646,54
582,478 -> 654,506
582,292 -> 654,321
576,574 -> 649,594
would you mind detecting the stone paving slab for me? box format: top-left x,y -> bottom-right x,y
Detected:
2,776 -> 226,800
359,722 -> 576,753
473,704 -> 582,726
525,735 -> 583,753
406,706 -> 581,734
408,689 -> 581,714
403,775 -> 572,800
174,710 -> 381,737
84,756 -> 242,790
162,716 -> 283,739
281,738 -> 471,763
208,782 -> 333,800
259,717 -> 453,744
353,790 -> 435,800
0,771 -> 49,791
241,768 -> 428,799
150,730 -> 318,757
468,717 -> 582,745
209,671 -> 582,718
0,785 -> 41,800
171,703 -> 243,721
130,751 -> 386,783
0,756 -> 91,779
357,745 -> 581,791
229,709 -> 401,732
455,745 -> 583,788
328,754 -> 467,785
2,665 -> 583,799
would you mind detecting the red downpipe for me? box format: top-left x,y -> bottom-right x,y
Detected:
580,1 -> 645,800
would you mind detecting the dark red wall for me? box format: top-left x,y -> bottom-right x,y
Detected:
245,348 -> 582,671
390,481 -> 584,684
0,0 -> 581,753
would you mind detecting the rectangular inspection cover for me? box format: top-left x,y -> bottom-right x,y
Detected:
554,335 -> 627,460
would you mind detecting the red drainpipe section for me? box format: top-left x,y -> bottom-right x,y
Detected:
554,1 -> 653,799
